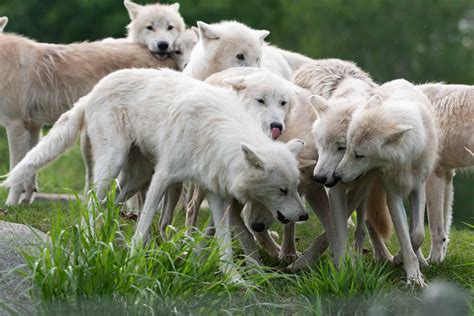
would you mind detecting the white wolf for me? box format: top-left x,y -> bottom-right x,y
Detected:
287,60 -> 395,270
418,83 -> 474,263
0,17 -> 7,32
183,21 -> 270,80
170,28 -> 198,70
123,0 -> 184,58
335,79 -> 438,286
263,45 -> 314,73
2,69 -> 307,280
0,2 -> 182,205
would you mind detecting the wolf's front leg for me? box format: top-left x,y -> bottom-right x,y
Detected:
279,222 -> 298,263
5,120 -> 40,205
159,182 -> 183,240
207,192 -> 241,282
386,189 -> 427,287
131,170 -> 170,249
327,184 -> 349,267
229,200 -> 261,265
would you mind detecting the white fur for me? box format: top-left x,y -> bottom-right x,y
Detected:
335,79 -> 438,286
0,17 -> 8,33
419,83 -> 474,263
2,69 -> 306,280
171,27 -> 198,70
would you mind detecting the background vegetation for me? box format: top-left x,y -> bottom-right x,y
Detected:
1,0 -> 472,223
0,1 -> 473,313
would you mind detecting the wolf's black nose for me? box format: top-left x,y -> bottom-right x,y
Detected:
298,213 -> 309,222
157,41 -> 169,51
270,122 -> 283,131
313,175 -> 327,184
251,222 -> 265,232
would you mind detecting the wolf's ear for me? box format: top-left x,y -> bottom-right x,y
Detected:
309,95 -> 329,116
170,3 -> 180,11
0,17 -> 8,32
242,144 -> 265,169
365,95 -> 383,109
287,139 -> 305,157
197,21 -> 219,42
255,30 -> 270,42
223,77 -> 247,91
385,124 -> 412,143
124,1 -> 142,19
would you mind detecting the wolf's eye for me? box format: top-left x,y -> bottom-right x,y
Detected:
256,98 -> 265,104
279,188 -> 288,196
337,146 -> 346,151
175,50 -> 182,55
146,25 -> 154,31
168,25 -> 174,31
355,151 -> 364,159
236,54 -> 245,61
281,101 -> 287,106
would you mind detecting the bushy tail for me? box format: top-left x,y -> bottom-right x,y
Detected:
1,97 -> 88,188
366,177 -> 393,240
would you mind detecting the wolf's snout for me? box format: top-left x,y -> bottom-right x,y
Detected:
277,211 -> 290,224
313,175 -> 327,184
298,213 -> 309,222
251,222 -> 266,232
157,41 -> 169,52
270,122 -> 283,140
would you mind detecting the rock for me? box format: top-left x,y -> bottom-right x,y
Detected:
0,221 -> 50,315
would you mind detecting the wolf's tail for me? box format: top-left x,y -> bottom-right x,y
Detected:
1,97 -> 88,188
366,177 -> 393,240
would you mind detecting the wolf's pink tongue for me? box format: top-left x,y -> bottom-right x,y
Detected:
271,127 -> 281,140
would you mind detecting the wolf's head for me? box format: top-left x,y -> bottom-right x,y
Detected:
335,95 -> 413,183
222,70 -> 296,140
125,1 -> 185,59
245,201 -> 274,233
0,17 -> 8,33
171,27 -> 198,70
310,95 -> 358,187
186,21 -> 269,78
238,139 -> 308,223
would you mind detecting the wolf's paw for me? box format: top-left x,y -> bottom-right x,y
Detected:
279,251 -> 299,264
407,270 -> 428,288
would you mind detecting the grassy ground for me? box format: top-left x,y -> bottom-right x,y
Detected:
0,130 -> 473,314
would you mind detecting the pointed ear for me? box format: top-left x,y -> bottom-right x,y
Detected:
255,30 -> 270,42
242,143 -> 265,169
0,17 -> 8,32
309,95 -> 329,116
385,124 -> 412,143
287,139 -> 305,157
222,77 -> 247,91
124,1 -> 142,20
191,26 -> 199,38
365,95 -> 383,109
170,3 -> 180,11
197,21 -> 219,42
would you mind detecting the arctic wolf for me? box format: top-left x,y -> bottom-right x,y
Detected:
418,83 -> 474,263
264,45 -> 314,73
183,21 -> 270,80
0,17 -> 7,32
170,28 -> 198,70
156,67 -> 301,247
124,0 -> 184,58
3,69 -> 308,280
335,79 -> 438,286
287,59 -> 395,270
0,2 -> 180,205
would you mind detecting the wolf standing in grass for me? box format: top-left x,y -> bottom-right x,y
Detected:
335,79 -> 438,286
0,1 -> 183,206
3,68 -> 308,281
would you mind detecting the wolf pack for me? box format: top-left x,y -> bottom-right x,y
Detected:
0,2 -> 473,287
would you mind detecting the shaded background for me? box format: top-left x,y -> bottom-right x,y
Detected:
0,0 -> 473,224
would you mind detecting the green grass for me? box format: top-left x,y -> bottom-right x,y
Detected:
0,130 -> 473,314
